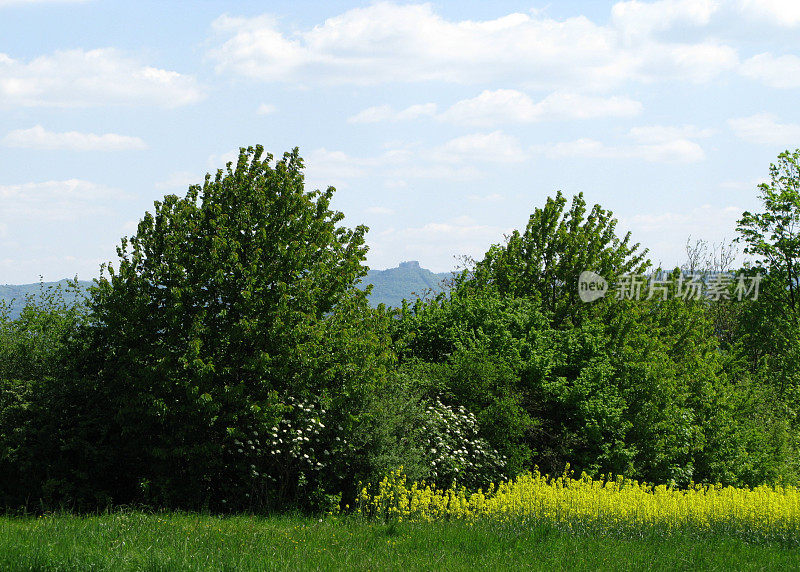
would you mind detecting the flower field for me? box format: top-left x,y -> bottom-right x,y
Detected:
357,468 -> 800,545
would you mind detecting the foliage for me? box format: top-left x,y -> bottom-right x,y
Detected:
390,202 -> 794,487
3,148 -> 800,515
0,281 -> 88,508
0,279 -> 92,321
729,150 -> 800,446
737,149 -> 800,322
55,146 -> 393,511
520,296 -> 730,485
418,397 -> 507,489
343,368 -> 509,492
467,191 -> 649,327
0,279 -> 86,382
390,290 -> 543,476
390,258 -> 780,486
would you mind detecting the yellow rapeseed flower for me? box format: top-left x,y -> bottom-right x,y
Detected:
357,467 -> 800,541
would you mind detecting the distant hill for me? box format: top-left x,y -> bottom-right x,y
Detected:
359,261 -> 454,308
0,279 -> 94,320
0,262 -> 454,319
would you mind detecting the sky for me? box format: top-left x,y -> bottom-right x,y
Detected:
1,0 -> 799,284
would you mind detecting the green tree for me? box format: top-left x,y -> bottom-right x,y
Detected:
81,145 -> 393,511
468,191 -> 649,327
390,289 -> 547,477
737,149 -> 800,323
0,281 -> 91,509
735,149 -> 800,399
393,192 -> 792,486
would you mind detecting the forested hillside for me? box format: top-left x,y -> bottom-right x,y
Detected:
360,261 -> 451,307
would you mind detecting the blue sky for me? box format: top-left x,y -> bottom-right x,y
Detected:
2,0 -> 799,283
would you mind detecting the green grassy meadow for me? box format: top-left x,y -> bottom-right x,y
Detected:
1,512 -> 798,571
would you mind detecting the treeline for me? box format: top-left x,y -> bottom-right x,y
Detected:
1,146 -> 799,514
0,280 -> 93,320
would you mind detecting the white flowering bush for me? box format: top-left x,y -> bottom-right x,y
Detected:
422,397 -> 506,490
220,395 -> 340,510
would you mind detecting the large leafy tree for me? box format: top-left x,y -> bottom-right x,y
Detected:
83,146 -> 392,510
737,149 -> 800,323
467,191 -> 649,327
734,149 -> 800,408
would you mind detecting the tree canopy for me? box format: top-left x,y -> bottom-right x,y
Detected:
2,146 -> 800,514
82,146 -> 393,510
737,149 -> 800,323
467,191 -> 649,326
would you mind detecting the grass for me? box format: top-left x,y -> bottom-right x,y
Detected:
1,511 -> 799,571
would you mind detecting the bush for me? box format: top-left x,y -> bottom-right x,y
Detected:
0,281 -> 90,509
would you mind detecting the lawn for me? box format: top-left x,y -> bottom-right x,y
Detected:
1,511 -> 798,571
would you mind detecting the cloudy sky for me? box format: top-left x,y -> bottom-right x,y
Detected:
2,0 -> 799,283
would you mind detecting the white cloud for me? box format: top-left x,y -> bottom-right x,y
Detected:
628,205 -> 741,232
348,103 -> 437,123
438,89 -> 642,126
156,150 -> 248,194
0,48 -> 203,107
209,3 -> 737,90
612,0 -> 719,40
636,139 -> 706,163
256,103 -> 277,115
536,92 -> 644,121
2,125 -> 147,151
304,146 -> 417,188
740,53 -> 800,88
348,105 -> 394,123
635,40 -> 738,83
538,138 -> 622,159
434,131 -> 526,164
728,113 -> 800,146
303,142 -> 488,187
628,125 -> 712,161
385,163 -> 483,181
738,0 -> 800,27
305,148 -> 369,184
397,103 -> 438,120
154,171 -> 199,191
439,90 -> 537,125
208,148 -> 241,171
628,124 -> 714,142
210,14 -> 307,81
0,179 -> 129,221
624,204 -> 742,264
534,124 -> 709,163
121,219 -> 139,234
